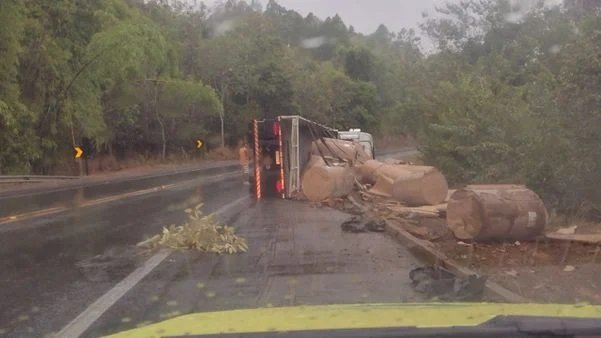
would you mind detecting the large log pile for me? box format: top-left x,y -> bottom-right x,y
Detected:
301,138 -> 367,202
300,139 -> 548,242
302,140 -> 448,207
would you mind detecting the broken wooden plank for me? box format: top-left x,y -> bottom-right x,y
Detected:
386,205 -> 443,218
433,203 -> 448,212
545,232 -> 601,244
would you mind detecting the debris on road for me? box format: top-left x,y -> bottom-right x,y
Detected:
386,204 -> 445,218
300,149 -> 601,304
137,204 -> 247,254
341,215 -> 385,233
409,266 -> 487,301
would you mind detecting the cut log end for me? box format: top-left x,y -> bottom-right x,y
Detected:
301,156 -> 355,202
446,189 -> 484,240
447,185 -> 547,241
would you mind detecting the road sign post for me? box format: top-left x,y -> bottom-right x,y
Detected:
196,139 -> 205,160
74,146 -> 85,176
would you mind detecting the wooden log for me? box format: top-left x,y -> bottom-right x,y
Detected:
356,159 -> 385,185
357,160 -> 448,206
447,185 -> 547,241
301,155 -> 355,202
311,138 -> 370,165
391,166 -> 449,206
369,175 -> 394,197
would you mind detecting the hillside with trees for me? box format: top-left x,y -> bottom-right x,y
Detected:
0,0 -> 599,215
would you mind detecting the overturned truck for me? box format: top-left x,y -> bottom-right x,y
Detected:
248,116 -> 370,199
248,115 -> 447,206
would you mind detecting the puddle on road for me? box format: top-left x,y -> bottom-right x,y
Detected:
75,246 -> 139,282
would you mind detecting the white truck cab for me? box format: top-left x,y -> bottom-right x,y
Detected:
337,129 -> 375,159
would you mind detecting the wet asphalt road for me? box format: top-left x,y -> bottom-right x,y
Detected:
0,160 -> 423,337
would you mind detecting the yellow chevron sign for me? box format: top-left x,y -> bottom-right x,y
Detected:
74,146 -> 84,159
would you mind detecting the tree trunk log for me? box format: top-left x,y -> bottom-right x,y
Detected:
369,175 -> 394,197
356,159 -> 384,185
447,185 -> 547,241
301,155 -> 355,202
391,165 -> 449,206
357,160 -> 448,206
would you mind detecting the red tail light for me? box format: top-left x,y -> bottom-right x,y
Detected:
275,180 -> 284,193
272,122 -> 280,136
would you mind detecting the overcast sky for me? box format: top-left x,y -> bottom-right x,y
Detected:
202,0 -> 449,35
273,0 -> 448,34
199,0 -> 564,48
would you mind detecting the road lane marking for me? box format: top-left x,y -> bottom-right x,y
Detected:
0,172 -> 239,226
57,195 -> 250,338
57,250 -> 171,338
0,207 -> 68,224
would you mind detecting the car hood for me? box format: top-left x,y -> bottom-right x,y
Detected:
106,302 -> 601,337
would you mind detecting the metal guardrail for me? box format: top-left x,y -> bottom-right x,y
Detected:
0,175 -> 80,183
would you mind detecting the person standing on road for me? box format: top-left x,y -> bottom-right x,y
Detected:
239,140 -> 250,184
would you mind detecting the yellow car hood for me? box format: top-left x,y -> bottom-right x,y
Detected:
107,302 -> 601,337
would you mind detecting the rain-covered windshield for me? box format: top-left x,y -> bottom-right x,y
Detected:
1,0 -> 601,337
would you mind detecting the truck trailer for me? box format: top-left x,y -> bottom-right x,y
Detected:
248,116 -> 338,199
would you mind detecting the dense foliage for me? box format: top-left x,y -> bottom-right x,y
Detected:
0,0 -> 599,214
412,0 -> 601,215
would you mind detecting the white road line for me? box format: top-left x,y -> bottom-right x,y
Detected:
57,195 -> 250,338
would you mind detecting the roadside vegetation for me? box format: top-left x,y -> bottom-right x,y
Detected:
0,0 -> 599,215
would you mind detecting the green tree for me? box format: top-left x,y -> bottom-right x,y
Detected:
420,72 -> 531,184
551,17 -> 601,212
344,47 -> 374,81
0,0 -> 38,173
